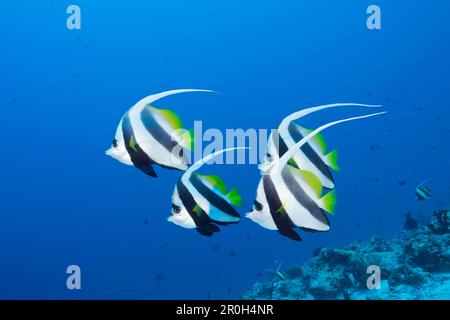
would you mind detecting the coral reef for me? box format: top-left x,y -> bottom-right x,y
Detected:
243,210 -> 450,300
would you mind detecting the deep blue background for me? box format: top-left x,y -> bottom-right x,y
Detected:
1,0 -> 449,299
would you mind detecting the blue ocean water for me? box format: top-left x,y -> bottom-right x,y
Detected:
1,0 -> 449,299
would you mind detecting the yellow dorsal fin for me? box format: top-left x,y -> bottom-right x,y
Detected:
297,124 -> 328,154
289,166 -> 323,198
200,174 -> 227,194
148,105 -> 183,129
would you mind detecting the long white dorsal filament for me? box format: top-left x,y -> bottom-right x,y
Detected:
279,103 -> 383,131
267,111 -> 388,175
133,89 -> 217,111
417,179 -> 431,188
183,147 -> 250,181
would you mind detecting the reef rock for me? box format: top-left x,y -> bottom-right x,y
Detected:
243,209 -> 450,300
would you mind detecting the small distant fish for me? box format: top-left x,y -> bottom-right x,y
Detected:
416,180 -> 432,200
369,144 -> 382,152
106,89 -> 213,177
154,273 -> 164,282
228,250 -> 237,257
144,218 -> 149,225
276,270 -> 287,280
168,148 -> 245,237
398,180 -> 407,186
370,177 -> 380,183
247,108 -> 386,241
211,244 -> 220,252
271,263 -> 287,280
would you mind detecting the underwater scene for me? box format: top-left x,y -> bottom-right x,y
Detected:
1,1 -> 449,300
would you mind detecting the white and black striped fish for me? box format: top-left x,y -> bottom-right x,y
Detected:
265,103 -> 382,189
168,148 -> 246,237
416,180 -> 432,201
248,111 -> 387,241
106,89 -> 214,177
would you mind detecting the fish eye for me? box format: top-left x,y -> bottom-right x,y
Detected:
265,153 -> 274,162
254,200 -> 263,211
112,139 -> 119,148
172,204 -> 181,214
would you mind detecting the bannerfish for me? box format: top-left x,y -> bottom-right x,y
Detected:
106,89 -> 214,177
168,148 -> 247,237
416,180 -> 432,200
264,103 -> 382,189
247,111 -> 387,241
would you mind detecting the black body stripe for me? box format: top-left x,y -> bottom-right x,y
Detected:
190,174 -> 240,219
176,180 -> 211,227
271,129 -> 289,157
140,107 -> 180,153
121,114 -> 157,177
281,166 -> 330,228
421,188 -> 431,198
262,176 -> 302,241
288,123 -> 334,184
416,188 -> 430,200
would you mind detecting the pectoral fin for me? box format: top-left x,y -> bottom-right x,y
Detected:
129,136 -> 139,153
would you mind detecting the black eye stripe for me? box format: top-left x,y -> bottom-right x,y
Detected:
172,204 -> 181,214
254,200 -> 263,211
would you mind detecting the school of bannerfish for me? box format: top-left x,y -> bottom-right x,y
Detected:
106,89 -> 386,241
